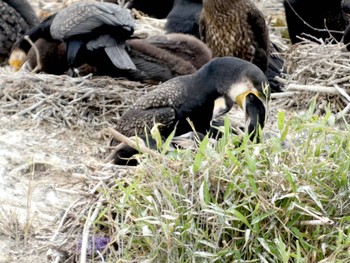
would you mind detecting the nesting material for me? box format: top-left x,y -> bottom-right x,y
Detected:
273,40 -> 350,121
0,68 -> 155,128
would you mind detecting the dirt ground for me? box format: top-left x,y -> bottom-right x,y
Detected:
0,0 -> 288,262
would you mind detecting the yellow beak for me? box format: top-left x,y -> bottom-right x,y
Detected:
235,90 -> 259,109
8,49 -> 27,71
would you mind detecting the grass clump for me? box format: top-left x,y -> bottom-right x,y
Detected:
92,107 -> 350,262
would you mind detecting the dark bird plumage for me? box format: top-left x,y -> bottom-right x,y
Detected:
50,2 -> 136,72
23,36 -> 200,81
26,38 -> 68,74
112,134 -> 162,166
283,0 -> 347,44
111,57 -> 269,155
198,0 -> 285,92
9,2 -> 136,74
0,0 -> 39,64
199,0 -> 270,75
342,0 -> 350,50
344,24 -> 350,51
126,38 -> 197,84
9,14 -> 59,71
126,0 -> 174,19
144,33 -> 212,70
165,0 -> 203,38
267,42 -> 284,93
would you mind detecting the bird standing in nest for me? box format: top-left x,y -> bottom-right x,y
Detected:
110,57 -> 269,164
0,0 -> 38,65
199,0 -> 270,76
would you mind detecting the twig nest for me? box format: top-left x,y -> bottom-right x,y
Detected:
284,40 -> 350,89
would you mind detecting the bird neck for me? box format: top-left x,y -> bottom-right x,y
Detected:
191,72 -> 221,100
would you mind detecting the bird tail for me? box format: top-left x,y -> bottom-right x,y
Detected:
105,44 -> 136,70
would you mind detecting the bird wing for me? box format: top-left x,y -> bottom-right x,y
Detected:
113,77 -> 189,141
87,35 -> 136,69
50,2 -> 134,40
114,108 -> 176,138
133,79 -> 187,110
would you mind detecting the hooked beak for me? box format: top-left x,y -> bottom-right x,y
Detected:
242,93 -> 266,141
8,48 -> 27,71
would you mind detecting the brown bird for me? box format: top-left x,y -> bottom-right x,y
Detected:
145,33 -> 212,70
199,0 -> 270,75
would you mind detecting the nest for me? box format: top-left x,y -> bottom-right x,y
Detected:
0,68 -> 156,129
273,39 -> 350,123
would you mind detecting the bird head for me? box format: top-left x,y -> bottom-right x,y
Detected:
204,57 -> 270,141
8,48 -> 27,71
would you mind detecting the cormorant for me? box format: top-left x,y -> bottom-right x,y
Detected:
26,38 -> 68,74
50,2 -> 136,73
9,14 -> 56,71
126,0 -> 174,19
126,38 -> 197,84
144,33 -> 212,70
0,0 -> 38,64
110,57 -> 270,162
283,0 -> 347,44
10,25 -> 211,83
164,0 -> 203,38
199,0 -> 270,81
9,2 -> 136,75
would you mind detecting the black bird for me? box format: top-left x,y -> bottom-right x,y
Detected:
11,30 -> 211,83
49,2 -> 136,74
344,24 -> 350,51
0,0 -> 39,64
9,2 -> 136,74
110,57 -> 269,154
283,0 -> 347,44
165,0 -> 203,38
126,0 -> 174,19
267,42 -> 284,93
342,0 -> 350,50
